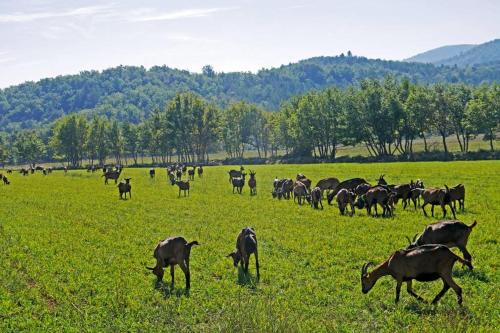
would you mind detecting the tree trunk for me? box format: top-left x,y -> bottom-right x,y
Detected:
422,133 -> 428,153
490,129 -> 494,152
441,132 -> 449,155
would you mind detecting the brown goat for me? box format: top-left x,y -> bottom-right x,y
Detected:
310,187 -> 323,209
149,168 -> 155,178
248,170 -> 257,195
407,220 -> 476,266
365,186 -> 395,217
361,244 -> 472,305
227,227 -> 260,280
337,188 -> 356,216
449,184 -> 465,212
327,178 -> 367,204
102,168 -> 122,185
175,180 -> 190,197
354,183 -> 372,196
146,236 -> 199,289
296,175 -> 312,190
293,181 -> 310,205
421,186 -> 456,219
188,167 -> 195,180
315,177 -> 340,195
197,165 -> 203,178
410,188 -> 425,209
228,166 -> 244,183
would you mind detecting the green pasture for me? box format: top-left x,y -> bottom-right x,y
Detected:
0,161 -> 499,332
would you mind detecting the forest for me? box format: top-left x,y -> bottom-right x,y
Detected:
1,54 -> 500,132
0,77 -> 498,167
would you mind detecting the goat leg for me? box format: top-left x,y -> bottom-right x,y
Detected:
395,280 -> 402,303
170,265 -> 175,289
406,281 -> 425,302
432,280 -> 450,304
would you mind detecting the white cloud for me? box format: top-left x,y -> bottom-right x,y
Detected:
131,7 -> 235,22
166,34 -> 219,43
0,5 -> 113,23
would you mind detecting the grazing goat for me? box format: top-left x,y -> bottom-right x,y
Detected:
327,178 -> 367,204
175,180 -> 190,197
146,237 -> 199,289
365,186 -> 395,217
149,168 -> 155,179
227,227 -> 260,280
296,174 -> 312,190
310,187 -> 323,209
361,244 -> 471,305
248,170 -> 257,195
228,166 -> 245,183
354,183 -> 372,196
337,188 -> 356,216
3,175 -> 10,185
7,169 -> 12,174
64,166 -> 68,174
188,167 -> 195,180
293,181 -> 310,205
449,184 -> 465,212
377,174 -> 388,186
410,188 -> 425,209
103,168 -> 122,185
407,220 -> 476,267
197,165 -> 203,178
391,183 -> 413,209
118,178 -> 132,199
315,177 -> 340,195
421,186 -> 456,219
232,173 -> 246,194
280,179 -> 294,199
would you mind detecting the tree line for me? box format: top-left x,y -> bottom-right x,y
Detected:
0,77 -> 498,167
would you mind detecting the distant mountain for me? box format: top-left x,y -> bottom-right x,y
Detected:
1,54 -> 500,131
436,39 -> 500,67
406,39 -> 500,67
405,44 -> 476,64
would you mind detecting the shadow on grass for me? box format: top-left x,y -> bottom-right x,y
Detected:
404,302 -> 470,315
237,267 -> 259,289
153,280 -> 190,298
453,268 -> 489,282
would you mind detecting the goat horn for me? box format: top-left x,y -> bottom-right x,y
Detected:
145,266 -> 155,270
405,236 -> 412,245
412,233 -> 418,243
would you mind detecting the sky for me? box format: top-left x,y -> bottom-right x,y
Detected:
0,0 -> 499,88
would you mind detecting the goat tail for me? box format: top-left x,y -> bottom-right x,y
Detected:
187,240 -> 199,249
469,220 -> 477,229
454,253 -> 473,270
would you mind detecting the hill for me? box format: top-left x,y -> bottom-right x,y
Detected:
405,44 -> 476,63
1,54 -> 499,131
436,39 -> 500,67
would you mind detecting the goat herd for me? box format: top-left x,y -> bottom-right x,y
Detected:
2,163 -> 478,306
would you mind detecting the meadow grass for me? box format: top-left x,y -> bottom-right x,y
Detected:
0,161 -> 499,332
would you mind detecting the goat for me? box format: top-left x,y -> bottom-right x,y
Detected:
118,178 -> 132,199
310,186 -> 323,209
7,169 -> 12,174
391,183 -> 413,209
168,172 -> 176,185
327,178 -> 367,204
421,186 -> 456,219
337,188 -> 356,216
188,166 -> 195,180
228,166 -> 245,183
272,177 -> 285,199
293,181 -> 310,205
361,244 -> 471,305
2,175 -> 10,185
146,237 -> 199,289
296,174 -> 312,190
410,188 -> 425,209
449,184 -> 465,212
354,183 -> 372,196
176,168 -> 182,180
181,165 -> 187,175
227,227 -> 259,280
42,168 -> 47,176
149,168 -> 155,179
281,179 -> 294,199
102,168 -> 122,185
64,166 -> 68,174
175,180 -> 190,197
364,186 -> 395,217
248,170 -> 257,195
377,174 -> 387,185
197,165 -> 203,178
315,177 -> 340,195
407,220 -> 476,267
232,173 -> 246,194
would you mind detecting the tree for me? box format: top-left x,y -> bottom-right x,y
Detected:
431,84 -> 454,155
50,115 -> 88,167
122,123 -> 139,165
405,85 -> 433,152
108,121 -> 124,164
14,131 -> 46,164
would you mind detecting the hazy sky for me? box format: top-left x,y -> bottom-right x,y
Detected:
0,0 -> 498,88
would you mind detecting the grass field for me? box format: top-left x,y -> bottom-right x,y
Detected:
0,161 -> 499,332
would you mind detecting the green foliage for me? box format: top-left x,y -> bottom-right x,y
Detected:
1,56 -> 500,131
0,162 -> 498,331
